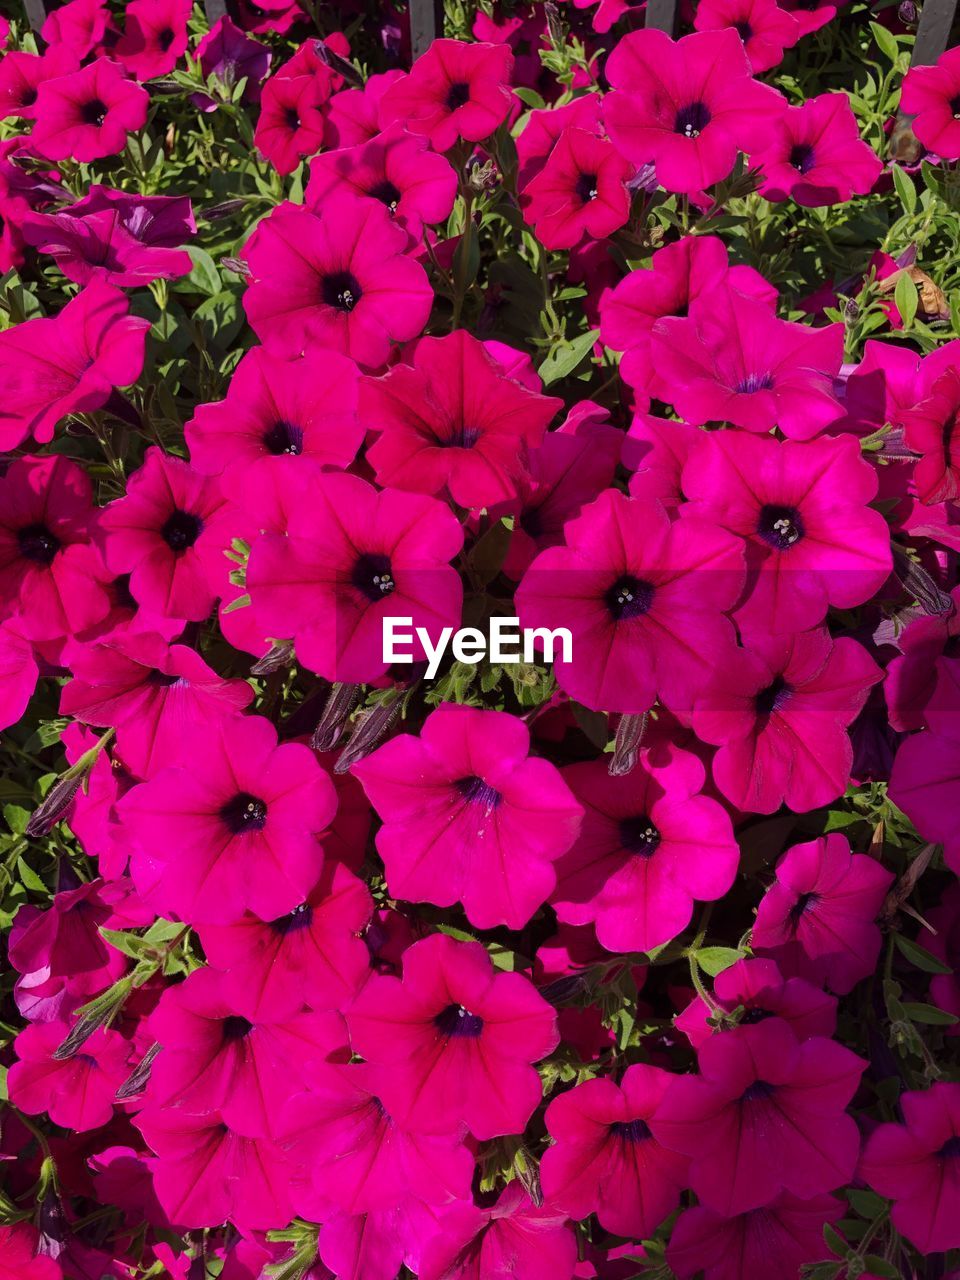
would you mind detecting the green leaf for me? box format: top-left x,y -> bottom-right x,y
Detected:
822,1222 -> 849,1258
891,163 -> 917,215
845,1188 -> 887,1219
513,87 -> 546,110
893,932 -> 952,975
538,328 -> 599,386
16,857 -> 46,894
870,20 -> 901,63
695,946 -> 743,977
893,270 -> 918,328
863,1258 -> 901,1279
180,246 -> 222,296
902,1001 -> 959,1025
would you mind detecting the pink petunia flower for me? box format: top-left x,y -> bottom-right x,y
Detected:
651,1018 -> 865,1214
623,412 -> 700,511
379,39 -> 514,152
667,1192 -> 843,1280
60,631 -> 253,779
242,198 -> 433,368
306,125 -> 458,240
361,330 -> 562,508
285,1060 -> 475,1215
95,447 -> 236,622
0,623 -> 38,733
9,1022 -> 130,1132
550,746 -> 738,954
32,57 -> 149,163
521,127 -> 632,250
750,93 -> 883,207
115,0 -> 193,80
145,966 -> 348,1138
751,833 -> 894,994
41,0 -> 115,59
326,70 -> 404,147
900,46 -> 960,160
346,933 -> 558,1139
0,279 -> 149,450
0,1224 -> 63,1280
927,884 -> 960,1028
120,713 -> 337,924
353,703 -> 583,931
651,284 -> 844,439
599,234 -> 776,394
540,1063 -> 689,1237
193,15 -> 271,110
693,0 -> 800,72
0,455 -> 111,643
900,364 -> 960,503
419,1182 -> 577,1280
888,688 -> 960,874
0,46 -> 79,120
246,470 -> 463,683
680,430 -> 893,634
255,72 -> 329,175
515,488 -> 745,714
196,860 -> 373,1022
692,629 -> 883,815
185,344 -> 362,486
603,28 -> 785,193
860,1082 -> 960,1254
516,95 -> 603,189
676,956 -> 838,1050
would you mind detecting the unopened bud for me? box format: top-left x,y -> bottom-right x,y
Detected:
251,639 -> 295,676
609,712 -> 648,777
54,976 -> 133,1060
892,543 -> 954,615
116,1043 -> 161,1100
312,682 -> 361,752
25,775 -> 84,838
899,1 -> 917,22
313,39 -> 364,88
335,697 -> 402,774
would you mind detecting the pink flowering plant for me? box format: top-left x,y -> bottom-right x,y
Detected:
1,1 -> 960,1279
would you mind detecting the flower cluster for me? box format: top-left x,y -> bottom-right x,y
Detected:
0,2 -> 959,1280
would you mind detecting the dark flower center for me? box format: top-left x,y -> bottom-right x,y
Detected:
444,423 -> 481,448
158,27 -> 175,50
456,775 -> 502,809
263,420 -> 304,455
434,1003 -> 484,1037
321,270 -> 362,312
446,81 -> 470,110
675,101 -> 711,139
369,180 -> 402,211
950,94 -> 960,120
605,574 -> 654,620
21,87 -> 38,107
270,902 -> 314,935
285,106 -> 301,131
351,552 -> 396,602
81,97 -> 109,126
222,1015 -> 253,1040
789,142 -> 816,174
610,1118 -> 652,1142
755,675 -> 791,716
758,504 -> 804,550
741,1007 -> 775,1024
149,670 -> 182,688
741,1079 -> 777,1101
221,792 -> 268,833
736,371 -> 774,394
790,890 -> 820,922
939,1136 -> 960,1158
161,509 -> 203,552
734,19 -> 753,38
619,814 -> 661,856
17,523 -> 60,564
575,172 -> 599,202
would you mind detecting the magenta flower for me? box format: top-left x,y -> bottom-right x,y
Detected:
146,966 -> 348,1138
353,704 -> 583,931
750,93 -> 883,207
516,488 -> 745,715
551,748 -> 738,954
603,28 -> 785,193
651,285 -> 844,439
0,1225 -> 62,1280
889,703 -> 960,874
693,0 -> 799,72
599,234 -> 776,393
0,47 -> 79,120
243,198 -> 433,368
668,1192 -> 842,1280
362,331 -> 562,508
681,430 -> 893,634
860,1082 -> 960,1254
0,455 -> 111,643
651,1018 -> 865,1214
900,365 -> 960,504
246,471 -> 463,683
676,956 -> 837,1051
540,1064 -> 689,1237
692,629 -> 882,814
346,933 -> 558,1139
9,1022 -> 130,1132
419,1182 -> 577,1280
900,47 -> 960,160
185,345 -> 362,485
379,39 -> 514,152
95,448 -> 235,622
196,861 -> 373,1022
927,883 -> 960,1027
115,0 -> 192,80
516,94 -> 603,188
0,280 -> 149,450
623,412 -> 700,510
285,1060 -> 475,1215
0,624 -> 38,733
255,73 -> 329,175
193,15 -> 271,109
751,834 -> 894,994
32,57 -> 149,163
522,127 -> 632,250
40,0 -> 115,59
307,125 -> 458,240
120,714 -> 337,924
60,631 -> 253,779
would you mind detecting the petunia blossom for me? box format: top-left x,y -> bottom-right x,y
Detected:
693,0 -> 800,72
8,1021 -> 130,1132
521,127 -> 632,251
254,72 -> 329,175
32,57 -> 149,163
900,46 -> 960,160
115,0 -> 193,80
0,1224 -> 63,1280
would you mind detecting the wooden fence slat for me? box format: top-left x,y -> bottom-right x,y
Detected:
409,0 -> 444,59
204,0 -> 228,21
909,0 -> 959,68
23,0 -> 48,32
645,0 -> 679,35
